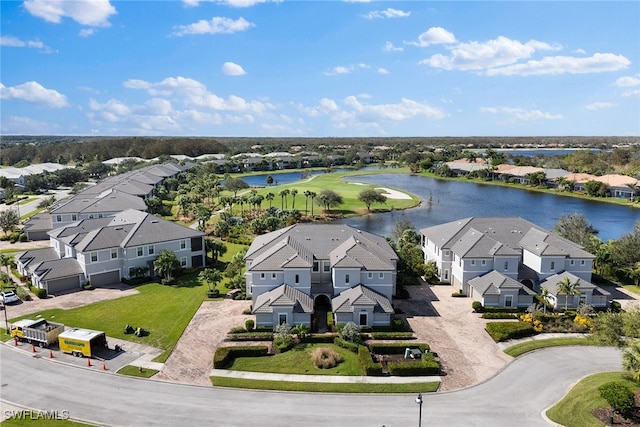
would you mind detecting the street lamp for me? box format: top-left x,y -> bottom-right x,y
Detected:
415,392 -> 423,427
2,300 -> 8,334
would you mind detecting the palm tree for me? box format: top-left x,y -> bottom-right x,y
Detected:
304,190 -> 311,214
279,189 -> 290,210
265,192 -> 275,209
309,191 -> 317,216
622,339 -> 640,383
557,276 -> 581,311
540,287 -> 551,314
290,188 -> 298,210
0,254 -> 12,274
154,250 -> 181,282
199,268 -> 223,296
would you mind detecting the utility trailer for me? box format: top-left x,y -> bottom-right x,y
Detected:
58,328 -> 107,358
10,319 -> 65,348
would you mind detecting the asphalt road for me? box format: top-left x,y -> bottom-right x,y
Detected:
0,344 -> 622,426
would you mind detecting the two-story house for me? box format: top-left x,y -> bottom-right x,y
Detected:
16,209 -> 205,295
421,217 -> 601,308
245,224 -> 398,330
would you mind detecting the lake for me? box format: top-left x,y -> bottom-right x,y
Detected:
336,174 -> 640,241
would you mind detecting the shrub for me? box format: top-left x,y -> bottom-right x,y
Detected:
368,342 -> 430,355
207,289 -> 220,298
451,291 -> 466,297
387,353 -> 440,376
245,319 -> 255,332
273,336 -> 295,353
368,332 -> 415,340
228,326 -> 246,334
304,333 -> 337,344
598,382 -> 635,415
334,337 -> 359,353
481,312 -> 517,319
242,307 -> 253,315
31,287 -> 47,299
358,345 -> 383,376
213,345 -> 269,368
485,321 -> 535,342
338,322 -> 361,343
225,332 -> 273,341
311,347 -> 342,369
472,301 -> 484,312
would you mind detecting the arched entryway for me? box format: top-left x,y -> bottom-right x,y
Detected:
312,295 -> 332,333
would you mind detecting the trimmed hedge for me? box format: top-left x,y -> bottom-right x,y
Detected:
485,322 -> 535,342
368,332 -> 415,340
334,337 -> 360,353
387,353 -> 440,376
368,342 -> 430,355
213,345 -> 269,368
225,332 -> 274,341
481,312 -> 517,319
305,333 -> 337,343
358,345 -> 383,376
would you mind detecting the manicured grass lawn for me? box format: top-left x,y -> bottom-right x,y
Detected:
622,284 -> 640,296
210,376 -> 440,393
1,413 -> 90,426
117,365 -> 159,378
228,344 -> 362,376
503,337 -> 598,357
546,372 -> 640,427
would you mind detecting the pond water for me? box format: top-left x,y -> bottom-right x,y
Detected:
336,174 -> 640,241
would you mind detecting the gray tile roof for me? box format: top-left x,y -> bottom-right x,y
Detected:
16,247 -> 59,272
540,271 -> 610,296
468,270 -> 535,296
33,258 -> 84,280
51,189 -> 146,215
253,284 -> 314,314
22,213 -> 52,232
519,228 -> 594,258
331,284 -> 394,314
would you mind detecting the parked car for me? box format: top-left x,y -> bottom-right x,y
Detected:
0,290 -> 19,304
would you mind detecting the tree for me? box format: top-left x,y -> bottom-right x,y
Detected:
37,196 -> 56,210
205,238 -> 227,266
338,322 -> 361,343
145,196 -> 162,215
199,268 -> 223,296
266,175 -> 274,186
599,382 -> 635,416
316,189 -> 343,213
391,218 -> 415,244
557,276 -> 581,311
554,213 -> 600,253
194,204 -> 213,232
290,188 -> 298,210
0,254 -> 12,274
153,250 -> 181,282
423,260 -> 439,283
623,339 -> 640,383
584,180 -> 610,197
265,192 -> 275,209
0,209 -> 20,236
611,221 -> 640,269
224,177 -> 249,197
591,311 -> 625,347
309,191 -> 317,216
358,188 -> 387,211
279,189 -> 290,210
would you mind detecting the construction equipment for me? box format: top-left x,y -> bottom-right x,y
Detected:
10,319 -> 65,348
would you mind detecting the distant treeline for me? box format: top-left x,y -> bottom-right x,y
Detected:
0,135 -> 638,167
0,137 -> 228,166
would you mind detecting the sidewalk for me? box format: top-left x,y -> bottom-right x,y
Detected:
497,333 -> 589,351
210,369 -> 441,384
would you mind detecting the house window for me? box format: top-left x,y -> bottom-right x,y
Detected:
272,273 -> 277,279
471,260 -> 476,266
313,261 -> 319,272
128,267 -> 135,276
137,247 -> 143,257
98,213 -> 104,218
359,313 -> 367,326
278,313 -> 287,325
580,260 -> 585,266
345,274 -> 349,284
295,274 -> 299,284
550,261 -> 555,271
505,295 -> 513,307
481,260 -> 486,266
260,273 -> 265,280
379,272 -> 384,279
180,240 -> 187,250
444,250 -> 450,257
503,261 -> 509,270
323,262 -> 330,272
148,245 -> 155,255
90,252 -> 98,263
56,215 -> 62,222
71,214 -> 77,221
111,249 -> 118,259
180,257 -> 187,267
444,270 -> 449,280
367,272 -> 373,279
88,214 -> 94,219
580,294 -> 587,305
570,260 -> 575,266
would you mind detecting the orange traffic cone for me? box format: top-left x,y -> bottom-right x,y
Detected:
87,358 -> 92,367
32,345 -> 36,353
102,363 -> 107,371
49,350 -> 54,358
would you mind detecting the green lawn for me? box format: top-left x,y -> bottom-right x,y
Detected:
503,337 -> 598,357
228,344 -> 362,375
1,413 -> 89,426
211,376 -> 440,393
622,284 -> 640,296
546,372 -> 640,427
117,365 -> 159,378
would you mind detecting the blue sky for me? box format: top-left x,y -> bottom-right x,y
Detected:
1,0 -> 639,137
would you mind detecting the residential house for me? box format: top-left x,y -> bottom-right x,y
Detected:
420,217 -> 595,305
245,224 -> 398,329
468,270 -> 536,308
16,209 -> 205,295
540,271 -> 611,309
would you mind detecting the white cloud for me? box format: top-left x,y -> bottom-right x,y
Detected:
79,28 -> 95,37
24,0 -> 116,27
172,16 -> 254,36
0,81 -> 69,107
407,27 -> 456,47
377,68 -> 390,74
383,41 -> 403,52
422,36 -> 561,71
485,53 -> 630,76
324,64 -> 371,76
573,48 -> 587,55
362,8 -> 411,19
222,62 -> 247,76
0,36 -> 48,50
481,106 -> 562,121
586,102 -> 615,111
183,0 -> 277,7
615,76 -> 640,87
622,89 -> 640,97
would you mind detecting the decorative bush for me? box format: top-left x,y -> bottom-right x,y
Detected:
481,312 -> 517,319
472,301 -> 484,312
451,291 -> 466,297
245,319 -> 255,332
228,326 -> 246,334
358,345 -> 383,376
334,337 -> 359,353
485,322 -> 535,342
387,353 -> 440,376
304,333 -> 337,344
368,342 -> 430,355
311,347 -> 342,369
368,332 -> 416,340
225,332 -> 273,342
273,336 -> 295,353
338,322 -> 361,343
573,314 -> 593,332
598,382 -> 636,415
213,345 -> 269,368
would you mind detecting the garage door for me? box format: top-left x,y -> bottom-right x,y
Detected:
90,270 -> 121,287
47,276 -> 81,294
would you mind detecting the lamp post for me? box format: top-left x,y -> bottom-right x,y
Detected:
415,392 -> 423,427
2,300 -> 8,334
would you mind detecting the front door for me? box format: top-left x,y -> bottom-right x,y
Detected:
312,295 -> 332,333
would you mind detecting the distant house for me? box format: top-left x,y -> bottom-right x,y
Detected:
540,271 -> 611,309
420,217 -> 595,307
468,270 -> 536,308
16,209 -> 205,295
245,224 -> 398,329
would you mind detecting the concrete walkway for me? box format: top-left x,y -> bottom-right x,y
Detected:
497,332 -> 589,350
210,369 -> 440,384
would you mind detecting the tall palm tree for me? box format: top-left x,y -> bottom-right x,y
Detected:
304,190 -> 311,214
265,192 -> 275,209
309,191 -> 317,216
540,287 -> 551,314
557,276 -> 581,311
279,189 -> 290,210
622,339 -> 640,383
290,188 -> 298,210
